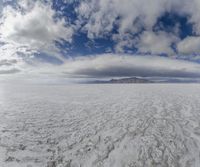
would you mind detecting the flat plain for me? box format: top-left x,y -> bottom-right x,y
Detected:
0,84 -> 200,167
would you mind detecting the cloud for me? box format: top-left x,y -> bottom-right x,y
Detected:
58,54 -> 200,78
177,36 -> 200,54
0,1 -> 2,14
0,42 -> 32,70
75,0 -> 200,54
1,0 -> 200,78
0,0 -> 74,73
76,0 -> 182,53
77,0 -> 171,36
137,31 -> 179,55
0,59 -> 17,66
180,0 -> 200,35
0,1 -> 73,53
0,68 -> 20,74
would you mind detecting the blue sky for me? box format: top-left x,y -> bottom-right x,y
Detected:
1,0 -> 200,81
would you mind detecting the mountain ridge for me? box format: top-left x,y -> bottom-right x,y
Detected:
90,77 -> 154,84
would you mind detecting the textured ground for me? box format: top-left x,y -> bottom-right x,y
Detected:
0,84 -> 200,167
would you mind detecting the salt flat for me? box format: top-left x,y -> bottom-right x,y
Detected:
0,84 -> 200,167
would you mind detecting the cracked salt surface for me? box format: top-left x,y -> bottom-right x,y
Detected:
0,84 -> 200,167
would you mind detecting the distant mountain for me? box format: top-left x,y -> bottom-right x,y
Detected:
108,77 -> 154,83
86,77 -> 200,84
91,77 -> 154,84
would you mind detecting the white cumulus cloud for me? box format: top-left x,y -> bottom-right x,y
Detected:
0,1 -> 73,52
177,36 -> 200,54
76,0 -> 200,54
137,31 -> 179,55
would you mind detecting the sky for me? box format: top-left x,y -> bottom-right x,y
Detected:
1,0 -> 200,82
